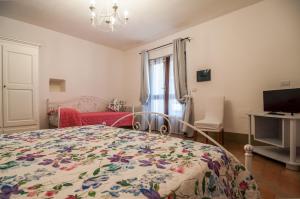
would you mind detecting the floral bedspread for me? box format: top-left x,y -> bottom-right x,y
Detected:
0,125 -> 260,199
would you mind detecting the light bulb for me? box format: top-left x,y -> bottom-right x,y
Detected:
111,17 -> 116,25
124,10 -> 128,18
110,22 -> 114,32
112,0 -> 118,5
90,0 -> 96,7
90,18 -> 95,26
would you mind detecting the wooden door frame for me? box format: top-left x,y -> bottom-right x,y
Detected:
163,56 -> 171,129
164,56 -> 170,115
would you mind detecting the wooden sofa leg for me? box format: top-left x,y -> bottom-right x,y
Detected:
218,130 -> 224,145
222,129 -> 224,145
193,130 -> 198,141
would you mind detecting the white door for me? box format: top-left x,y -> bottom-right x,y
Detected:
2,43 -> 38,127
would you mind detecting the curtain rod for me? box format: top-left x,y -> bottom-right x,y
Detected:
139,37 -> 191,55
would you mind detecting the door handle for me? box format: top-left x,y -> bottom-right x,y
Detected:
3,85 -> 6,88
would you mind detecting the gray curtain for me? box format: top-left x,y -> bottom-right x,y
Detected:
139,50 -> 150,130
173,38 -> 194,136
139,50 -> 150,105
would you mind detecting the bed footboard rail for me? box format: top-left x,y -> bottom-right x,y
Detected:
111,111 -> 254,173
244,144 -> 253,173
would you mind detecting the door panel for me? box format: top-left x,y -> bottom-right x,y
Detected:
2,44 -> 38,127
8,51 -> 33,85
7,90 -> 34,121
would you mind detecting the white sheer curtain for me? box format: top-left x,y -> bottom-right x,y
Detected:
147,56 -> 184,133
168,56 -> 184,134
148,58 -> 165,130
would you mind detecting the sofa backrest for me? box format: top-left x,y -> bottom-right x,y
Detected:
47,96 -> 109,113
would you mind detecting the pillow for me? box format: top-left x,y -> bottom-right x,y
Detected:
107,99 -> 126,112
47,109 -> 57,116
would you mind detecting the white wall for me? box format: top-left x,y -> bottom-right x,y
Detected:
0,16 -> 126,129
123,0 -> 300,134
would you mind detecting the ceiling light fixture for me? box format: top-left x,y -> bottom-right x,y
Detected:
89,0 -> 129,32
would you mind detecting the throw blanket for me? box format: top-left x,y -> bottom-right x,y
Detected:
59,108 -> 82,128
59,108 -> 133,128
81,112 -> 133,127
0,125 -> 260,199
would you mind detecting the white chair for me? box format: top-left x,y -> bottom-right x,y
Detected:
194,96 -> 225,144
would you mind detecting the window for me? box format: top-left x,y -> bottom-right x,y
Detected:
148,56 -> 183,132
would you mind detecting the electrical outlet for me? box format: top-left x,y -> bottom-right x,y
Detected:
280,80 -> 290,87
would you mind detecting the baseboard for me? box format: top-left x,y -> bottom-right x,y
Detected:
224,132 -> 268,145
199,131 -> 267,146
2,125 -> 39,134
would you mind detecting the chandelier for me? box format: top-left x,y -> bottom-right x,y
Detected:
89,0 -> 129,32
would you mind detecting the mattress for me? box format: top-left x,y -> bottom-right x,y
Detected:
0,125 -> 260,198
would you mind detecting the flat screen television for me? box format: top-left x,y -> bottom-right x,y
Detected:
263,88 -> 300,114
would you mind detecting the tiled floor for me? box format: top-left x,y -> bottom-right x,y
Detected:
198,138 -> 300,198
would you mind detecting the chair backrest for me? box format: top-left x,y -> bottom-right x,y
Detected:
204,96 -> 225,122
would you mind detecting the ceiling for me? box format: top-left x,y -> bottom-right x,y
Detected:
0,0 -> 262,50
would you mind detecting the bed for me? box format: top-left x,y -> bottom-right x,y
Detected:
47,96 -> 134,128
0,112 -> 259,199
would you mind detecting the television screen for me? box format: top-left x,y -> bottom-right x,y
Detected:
263,88 -> 300,114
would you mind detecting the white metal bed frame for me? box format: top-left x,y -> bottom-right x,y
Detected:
111,111 -> 254,173
46,98 -> 254,173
